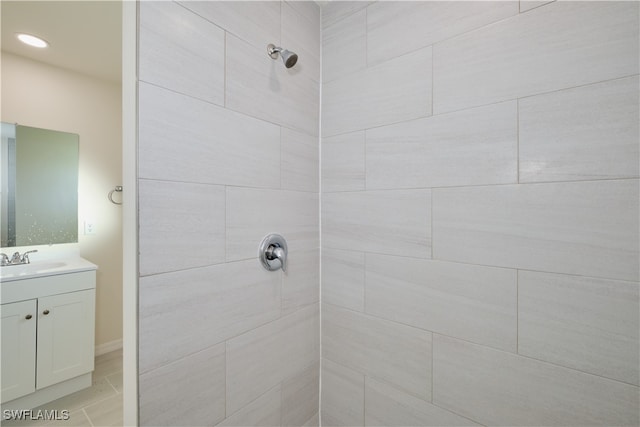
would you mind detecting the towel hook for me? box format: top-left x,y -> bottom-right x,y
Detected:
108,186 -> 123,205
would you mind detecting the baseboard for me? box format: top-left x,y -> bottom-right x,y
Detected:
95,338 -> 123,356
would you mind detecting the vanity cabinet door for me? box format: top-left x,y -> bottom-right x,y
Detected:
1,299 -> 37,403
36,289 -> 95,389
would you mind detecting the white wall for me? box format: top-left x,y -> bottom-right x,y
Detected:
320,1 -> 639,426
136,2 -> 320,425
1,52 -> 123,349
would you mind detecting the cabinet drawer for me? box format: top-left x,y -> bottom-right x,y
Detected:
1,270 -> 95,304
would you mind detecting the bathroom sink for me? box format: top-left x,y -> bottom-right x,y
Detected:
2,261 -> 67,275
0,258 -> 96,282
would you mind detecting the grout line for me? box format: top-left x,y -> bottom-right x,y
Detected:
431,45 -> 434,115
362,375 -> 366,425
323,72 -> 640,139
429,398 -> 486,426
138,80 -> 320,139
430,332 -> 434,403
139,303 -> 320,378
516,99 -> 520,184
223,31 -> 227,108
430,190 -> 434,258
516,270 -> 520,354
318,8 -> 324,425
279,126 -> 284,190
442,331 -> 640,389
363,253 -> 367,313
224,341 -> 228,419
330,303 -> 640,389
279,0 -> 282,46
321,177 -> 640,193
224,186 -> 228,263
363,129 -> 368,190
105,376 -> 120,394
324,245 -> 638,284
137,177 -> 320,195
82,408 -> 95,427
519,0 -> 557,15
280,381 -> 284,427
365,6 -> 369,68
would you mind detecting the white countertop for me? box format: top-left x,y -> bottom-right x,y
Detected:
0,257 -> 97,282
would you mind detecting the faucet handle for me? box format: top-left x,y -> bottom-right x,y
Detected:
10,252 -> 21,263
21,250 -> 38,264
265,245 -> 287,272
259,234 -> 288,273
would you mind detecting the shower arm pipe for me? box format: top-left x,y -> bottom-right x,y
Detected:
268,45 -> 283,56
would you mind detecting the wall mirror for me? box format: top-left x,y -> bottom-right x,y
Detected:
1,122 -> 79,247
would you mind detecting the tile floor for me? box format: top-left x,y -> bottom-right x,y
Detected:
3,349 -> 123,427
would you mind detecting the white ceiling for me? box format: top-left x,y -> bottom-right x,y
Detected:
1,1 -> 122,83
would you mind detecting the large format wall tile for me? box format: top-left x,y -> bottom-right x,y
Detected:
180,1 -> 280,49
323,190 -> 431,258
322,9 -> 366,83
323,47 -> 432,137
366,101 -> 517,189
218,386 -> 282,427
226,34 -> 320,137
322,131 -> 365,192
432,180 -> 640,281
226,304 -> 319,415
322,304 -> 432,400
282,248 -> 319,315
281,127 -> 319,193
139,260 -> 280,373
519,1 -> 554,13
139,1 -> 224,105
282,2 -> 320,83
433,1 -> 639,113
287,0 -> 320,28
321,1 -> 373,29
138,180 -> 225,276
367,1 -> 518,66
139,344 -> 226,426
303,413 -> 319,427
226,187 -> 318,261
366,254 -> 517,352
519,271 -> 639,385
138,82 -> 280,187
519,76 -> 640,182
433,335 -> 640,426
282,362 -> 320,427
365,377 -> 479,427
321,359 -> 364,427
322,249 -> 365,312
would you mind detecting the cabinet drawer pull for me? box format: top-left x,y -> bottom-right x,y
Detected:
43,309 -> 50,315
25,314 -> 32,320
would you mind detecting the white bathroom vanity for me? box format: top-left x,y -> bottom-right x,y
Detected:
1,257 -> 97,410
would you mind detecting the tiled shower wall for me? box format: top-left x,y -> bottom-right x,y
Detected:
136,2 -> 320,425
321,1 -> 639,426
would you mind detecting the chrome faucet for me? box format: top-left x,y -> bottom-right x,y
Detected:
0,249 -> 38,266
21,250 -> 38,264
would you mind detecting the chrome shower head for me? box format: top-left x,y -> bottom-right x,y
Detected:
267,44 -> 298,69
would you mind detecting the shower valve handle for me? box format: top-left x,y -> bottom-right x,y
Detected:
265,245 -> 286,272
259,234 -> 288,273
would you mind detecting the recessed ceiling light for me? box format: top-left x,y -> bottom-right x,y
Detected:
16,33 -> 49,48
